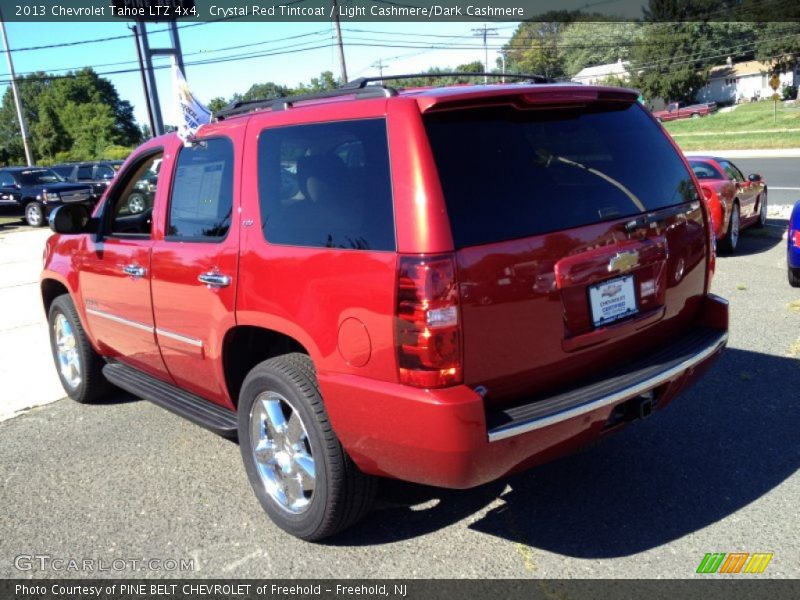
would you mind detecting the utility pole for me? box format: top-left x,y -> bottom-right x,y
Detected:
331,0 -> 348,83
372,58 -> 386,78
0,10 -> 32,165
471,24 -> 498,84
131,24 -> 156,138
135,20 -> 186,136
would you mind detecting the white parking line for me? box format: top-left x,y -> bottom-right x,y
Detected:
768,187 -> 800,191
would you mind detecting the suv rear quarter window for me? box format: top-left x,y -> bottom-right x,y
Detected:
257,119 -> 395,251
424,102 -> 698,248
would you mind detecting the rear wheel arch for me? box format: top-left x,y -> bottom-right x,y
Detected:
222,325 -> 312,409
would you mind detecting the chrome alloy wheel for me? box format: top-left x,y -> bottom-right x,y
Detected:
127,193 -> 146,214
26,203 -> 43,227
54,313 -> 81,389
250,392 -> 316,514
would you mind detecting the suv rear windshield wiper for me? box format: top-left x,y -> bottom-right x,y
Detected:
533,147 -> 646,213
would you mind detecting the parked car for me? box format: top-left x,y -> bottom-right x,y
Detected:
688,156 -> 767,253
653,101 -> 717,122
123,158 -> 160,214
0,166 -> 95,227
41,78 -> 728,541
51,161 -> 118,197
788,201 -> 800,287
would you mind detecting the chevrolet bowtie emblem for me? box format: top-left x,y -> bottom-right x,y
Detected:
608,250 -> 640,272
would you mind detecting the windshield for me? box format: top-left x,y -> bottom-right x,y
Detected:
424,102 -> 698,248
18,169 -> 64,185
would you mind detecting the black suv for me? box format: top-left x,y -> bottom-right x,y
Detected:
51,161 -> 119,197
0,167 -> 96,227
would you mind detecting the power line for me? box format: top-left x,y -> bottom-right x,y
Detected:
0,30 -> 333,78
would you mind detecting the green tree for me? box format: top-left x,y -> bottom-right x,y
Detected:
630,21 -> 757,103
295,71 -> 338,94
207,97 -> 228,113
242,82 -> 291,100
384,61 -> 486,88
559,22 -> 642,77
0,68 -> 140,164
755,22 -> 800,78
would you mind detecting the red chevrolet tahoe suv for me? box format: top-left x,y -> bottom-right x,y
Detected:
41,77 -> 728,541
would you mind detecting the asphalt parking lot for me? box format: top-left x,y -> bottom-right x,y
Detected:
0,209 -> 798,578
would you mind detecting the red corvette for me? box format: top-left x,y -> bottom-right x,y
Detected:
688,156 -> 768,253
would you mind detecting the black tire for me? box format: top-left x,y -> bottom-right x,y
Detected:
789,267 -> 800,288
24,201 -> 45,227
753,189 -> 768,228
48,294 -> 112,403
719,202 -> 740,254
238,353 -> 376,541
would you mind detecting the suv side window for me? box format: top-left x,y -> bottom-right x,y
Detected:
51,166 -> 73,180
106,151 -> 163,237
0,171 -> 15,187
257,119 -> 394,251
77,165 -> 93,180
167,137 -> 234,241
95,165 -> 115,180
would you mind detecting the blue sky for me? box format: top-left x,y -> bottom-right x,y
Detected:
0,21 -> 519,127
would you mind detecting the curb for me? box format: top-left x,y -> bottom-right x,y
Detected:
684,149 -> 800,158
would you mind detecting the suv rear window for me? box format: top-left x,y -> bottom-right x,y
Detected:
425,102 -> 698,248
257,119 -> 395,251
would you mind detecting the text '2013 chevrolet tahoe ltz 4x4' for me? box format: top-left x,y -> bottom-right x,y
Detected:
41,77 -> 728,541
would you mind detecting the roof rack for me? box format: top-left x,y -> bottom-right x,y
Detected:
214,84 -> 395,120
341,72 -> 553,87
213,72 -> 553,120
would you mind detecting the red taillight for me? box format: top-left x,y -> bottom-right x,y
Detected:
793,230 -> 800,247
396,254 -> 462,388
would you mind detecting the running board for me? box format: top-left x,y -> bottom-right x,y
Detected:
102,362 -> 238,438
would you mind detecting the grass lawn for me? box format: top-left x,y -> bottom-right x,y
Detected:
663,100 -> 800,150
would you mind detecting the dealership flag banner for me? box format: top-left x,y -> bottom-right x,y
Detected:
172,57 -> 211,142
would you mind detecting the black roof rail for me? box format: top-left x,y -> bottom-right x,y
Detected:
214,84 -> 396,120
342,72 -> 554,88
213,72 -> 552,120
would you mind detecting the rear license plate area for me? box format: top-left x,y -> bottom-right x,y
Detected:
588,274 -> 638,328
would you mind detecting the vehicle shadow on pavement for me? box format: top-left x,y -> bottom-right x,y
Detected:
333,347 -> 799,553
726,217 -> 786,257
99,390 -> 144,405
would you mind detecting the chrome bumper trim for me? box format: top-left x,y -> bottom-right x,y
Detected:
487,331 -> 728,442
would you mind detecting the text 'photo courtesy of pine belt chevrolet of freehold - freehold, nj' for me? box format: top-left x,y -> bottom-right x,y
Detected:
1,1 -> 800,599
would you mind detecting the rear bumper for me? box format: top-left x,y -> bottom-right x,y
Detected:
321,294 -> 728,489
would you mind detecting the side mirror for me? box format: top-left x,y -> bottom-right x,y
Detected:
49,204 -> 95,234
748,173 -> 762,182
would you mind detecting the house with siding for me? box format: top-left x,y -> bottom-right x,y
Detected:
695,59 -> 800,104
571,59 -> 630,85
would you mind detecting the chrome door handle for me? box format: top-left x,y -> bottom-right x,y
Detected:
123,264 -> 146,278
198,272 -> 231,288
